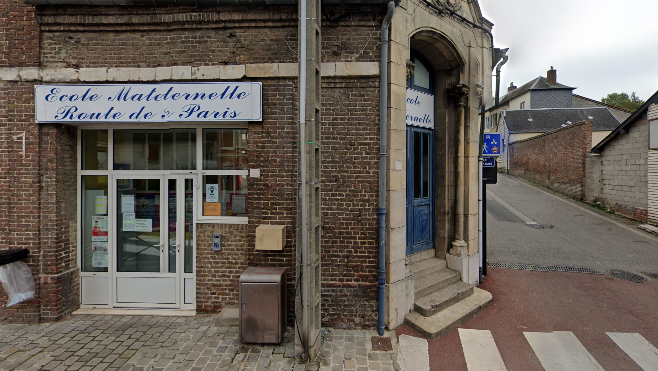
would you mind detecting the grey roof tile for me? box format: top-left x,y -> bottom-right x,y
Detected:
503,107 -> 620,134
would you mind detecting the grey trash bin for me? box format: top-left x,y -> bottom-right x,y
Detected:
239,267 -> 287,344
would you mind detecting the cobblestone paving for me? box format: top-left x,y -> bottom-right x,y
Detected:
0,314 -> 398,371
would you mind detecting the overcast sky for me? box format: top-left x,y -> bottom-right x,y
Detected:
479,0 -> 658,103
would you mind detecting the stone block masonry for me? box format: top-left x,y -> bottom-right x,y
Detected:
587,115 -> 649,223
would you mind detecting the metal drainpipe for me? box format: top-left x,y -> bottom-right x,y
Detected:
377,0 -> 396,337
477,101 -> 485,283
494,54 -> 508,106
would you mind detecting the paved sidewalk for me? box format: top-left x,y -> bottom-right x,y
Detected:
0,314 -> 399,371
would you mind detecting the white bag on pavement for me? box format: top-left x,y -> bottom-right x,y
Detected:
0,261 -> 36,307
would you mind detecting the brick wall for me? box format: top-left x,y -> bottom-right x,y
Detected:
586,115 -> 649,222
0,0 -> 40,322
509,120 -> 592,199
0,0 -> 39,67
39,124 -> 79,320
0,82 -> 42,322
0,4 -> 383,327
195,78 -> 299,322
38,5 -> 381,68
320,77 -> 380,328
194,75 -> 381,329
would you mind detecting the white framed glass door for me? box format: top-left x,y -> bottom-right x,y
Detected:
171,175 -> 196,308
113,175 -> 194,308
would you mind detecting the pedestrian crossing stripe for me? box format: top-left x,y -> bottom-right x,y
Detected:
459,329 -> 507,371
453,330 -> 658,371
607,332 -> 658,371
524,331 -> 605,371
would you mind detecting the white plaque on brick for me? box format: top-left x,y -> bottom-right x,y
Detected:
35,82 -> 262,123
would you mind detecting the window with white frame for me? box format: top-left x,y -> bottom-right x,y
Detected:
200,128 -> 248,219
80,127 -> 248,229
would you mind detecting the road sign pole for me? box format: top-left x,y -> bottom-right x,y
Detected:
481,177 -> 487,277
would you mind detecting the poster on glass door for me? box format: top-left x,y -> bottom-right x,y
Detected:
91,216 -> 108,241
92,242 -> 108,268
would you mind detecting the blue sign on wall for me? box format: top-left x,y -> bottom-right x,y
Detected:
482,133 -> 502,156
483,156 -> 496,167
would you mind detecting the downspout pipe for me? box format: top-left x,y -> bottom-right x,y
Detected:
378,0 -> 396,337
494,53 -> 508,106
477,101 -> 485,282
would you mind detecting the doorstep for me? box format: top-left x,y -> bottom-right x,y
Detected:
73,308 -> 196,316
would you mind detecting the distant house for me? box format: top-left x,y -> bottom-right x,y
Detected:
485,67 -> 631,170
588,90 -> 658,225
485,67 -> 575,132
573,94 -> 632,123
500,107 -> 620,169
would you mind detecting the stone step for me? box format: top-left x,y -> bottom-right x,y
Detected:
407,249 -> 436,264
409,258 -> 447,280
414,281 -> 474,317
404,288 -> 493,340
414,268 -> 461,299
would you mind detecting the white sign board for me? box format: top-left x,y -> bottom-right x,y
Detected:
35,82 -> 262,123
206,184 -> 219,203
406,89 -> 434,129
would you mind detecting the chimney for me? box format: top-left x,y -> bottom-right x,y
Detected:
547,66 -> 557,86
508,82 -> 517,93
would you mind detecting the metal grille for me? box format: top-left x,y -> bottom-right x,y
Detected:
486,262 -> 601,274
487,262 -> 654,283
609,270 -> 648,283
371,336 -> 393,351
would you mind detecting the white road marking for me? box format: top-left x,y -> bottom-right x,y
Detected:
486,189 -> 537,225
607,332 -> 658,371
459,329 -> 508,371
397,334 -> 430,371
501,175 -> 658,241
524,331 -> 605,371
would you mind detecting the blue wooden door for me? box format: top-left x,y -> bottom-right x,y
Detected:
407,127 -> 434,255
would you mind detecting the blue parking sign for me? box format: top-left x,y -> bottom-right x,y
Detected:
482,133 -> 502,156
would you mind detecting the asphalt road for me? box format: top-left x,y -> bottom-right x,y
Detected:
396,173 -> 658,371
398,267 -> 658,371
485,173 -> 658,278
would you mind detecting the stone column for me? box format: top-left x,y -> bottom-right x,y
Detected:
448,83 -> 469,257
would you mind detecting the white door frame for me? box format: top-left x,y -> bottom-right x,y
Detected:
111,173 -> 195,308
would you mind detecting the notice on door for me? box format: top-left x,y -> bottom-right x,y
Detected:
123,212 -> 136,231
121,194 -> 135,213
204,202 -> 222,216
95,196 -> 108,215
92,242 -> 108,268
91,216 -> 108,241
206,184 -> 219,203
135,219 -> 153,232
